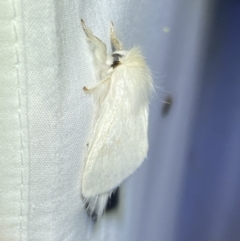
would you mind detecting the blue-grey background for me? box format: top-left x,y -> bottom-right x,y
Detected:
176,1 -> 240,241
121,0 -> 240,241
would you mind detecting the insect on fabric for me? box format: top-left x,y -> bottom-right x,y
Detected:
81,20 -> 153,219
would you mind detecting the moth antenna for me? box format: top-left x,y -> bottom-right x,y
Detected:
80,19 -> 108,79
81,19 -> 86,28
110,22 -> 123,51
81,19 -> 93,38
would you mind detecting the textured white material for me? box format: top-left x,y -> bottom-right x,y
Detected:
0,0 -> 28,240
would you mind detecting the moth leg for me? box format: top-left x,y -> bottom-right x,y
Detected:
83,77 -> 110,93
84,78 -> 111,104
110,22 -> 123,51
81,19 -> 108,78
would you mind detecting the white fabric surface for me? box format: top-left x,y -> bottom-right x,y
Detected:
0,0 -> 29,240
0,0 -> 211,241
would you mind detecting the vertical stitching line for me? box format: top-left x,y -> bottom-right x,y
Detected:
12,0 -> 24,240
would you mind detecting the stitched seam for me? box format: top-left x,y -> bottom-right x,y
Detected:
12,0 -> 24,240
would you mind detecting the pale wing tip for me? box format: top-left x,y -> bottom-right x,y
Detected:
82,172 -> 114,198
82,178 -> 103,198
82,151 -> 147,197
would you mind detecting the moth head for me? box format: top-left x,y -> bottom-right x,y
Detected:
110,51 -> 127,69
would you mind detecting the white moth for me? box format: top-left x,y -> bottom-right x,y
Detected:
81,20 -> 153,219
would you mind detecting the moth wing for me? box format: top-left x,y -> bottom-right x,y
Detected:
82,69 -> 149,197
